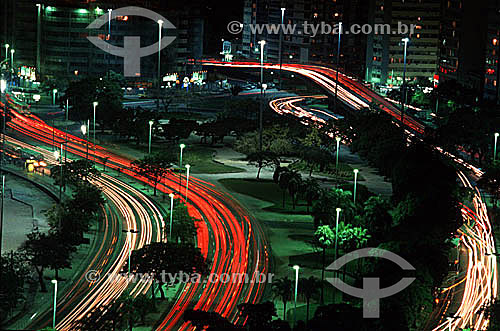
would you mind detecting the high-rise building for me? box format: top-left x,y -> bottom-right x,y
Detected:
241,0 -> 367,78
365,0 -> 441,87
1,0 -> 204,81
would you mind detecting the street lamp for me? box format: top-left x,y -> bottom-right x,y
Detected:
334,22 -> 343,113
278,8 -> 286,90
81,124 -> 88,160
52,89 -> 58,105
353,169 -> 359,204
10,49 -> 15,69
185,164 -> 191,201
334,207 -> 341,263
54,144 -> 63,203
258,40 -> 266,152
92,101 -> 98,144
0,176 -> 4,258
157,20 -> 164,112
179,143 -> 186,168
148,120 -> 154,154
3,44 -> 8,62
122,229 -> 139,277
169,193 -> 174,241
494,133 -> 499,162
335,136 -> 341,173
293,265 -> 300,329
401,37 -> 410,130
1,79 -> 6,172
51,279 -> 58,330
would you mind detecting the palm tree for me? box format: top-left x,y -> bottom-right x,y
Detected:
287,171 -> 302,209
277,167 -> 293,208
272,277 -> 292,320
301,178 -> 320,212
314,225 -> 334,304
299,276 -> 321,323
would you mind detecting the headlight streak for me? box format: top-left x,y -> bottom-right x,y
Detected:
3,96 -> 271,330
202,60 -> 497,331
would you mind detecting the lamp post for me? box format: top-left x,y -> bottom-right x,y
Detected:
169,193 -> 174,241
334,22 -> 343,113
1,79 -> 6,173
494,132 -> 499,162
65,99 -> 69,122
51,279 -> 58,330
293,265 -> 300,329
148,120 -> 154,154
258,40 -> 266,152
401,37 -> 410,130
157,20 -> 164,112
52,89 -> 57,105
334,207 -> 341,262
179,143 -> 186,168
36,4 -> 41,72
81,124 -> 88,160
92,101 -> 98,144
353,169 -> 359,204
0,176 -> 4,257
185,164 -> 190,201
278,8 -> 285,90
54,146 -> 63,203
10,49 -> 14,69
335,136 -> 341,173
3,44 -> 8,62
122,229 -> 139,277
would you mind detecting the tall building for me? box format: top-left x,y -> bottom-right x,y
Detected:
437,0 -> 499,102
1,0 -> 204,81
241,0 -> 367,78
365,0 -> 441,87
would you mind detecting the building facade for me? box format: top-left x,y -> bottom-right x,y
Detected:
1,0 -> 204,81
365,0 -> 441,87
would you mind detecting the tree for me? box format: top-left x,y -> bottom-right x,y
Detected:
299,276 -> 321,323
0,252 -> 29,325
312,188 -> 355,227
358,196 -> 392,242
132,152 -> 176,196
478,161 -> 500,208
123,242 -> 209,308
21,231 -> 75,291
286,171 -> 302,209
184,309 -> 242,330
170,203 -> 200,243
238,301 -> 277,330
247,151 -> 279,180
50,159 -> 99,189
73,300 -> 122,331
115,295 -> 141,331
314,225 -> 334,304
272,277 -> 292,320
300,178 -> 320,212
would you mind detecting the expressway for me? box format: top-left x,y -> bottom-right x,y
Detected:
199,60 -> 498,330
2,96 -> 271,330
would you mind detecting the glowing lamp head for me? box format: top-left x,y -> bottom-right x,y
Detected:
259,40 -> 266,46
0,80 -> 6,93
180,143 -> 186,149
336,208 -> 342,213
93,101 -> 98,107
81,124 -> 87,135
51,279 -> 58,284
262,83 -> 268,90
293,265 -> 300,271
402,37 -> 410,43
336,136 -> 341,142
185,164 -> 191,169
10,49 -> 14,54
149,120 -> 154,126
495,132 -> 499,138
158,19 -> 164,26
53,150 -> 60,160
169,193 -> 174,198
353,169 -> 359,174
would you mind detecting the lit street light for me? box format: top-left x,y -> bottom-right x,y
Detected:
179,143 -> 186,168
334,208 -> 341,263
148,120 -> 154,154
185,164 -> 191,201
334,22 -> 343,113
335,136 -> 341,173
258,40 -> 266,152
51,279 -> 58,330
494,133 -> 499,162
401,37 -> 410,131
3,44 -> 8,62
81,124 -> 89,160
278,8 -> 285,90
10,49 -> 14,68
1,79 -> 7,172
157,19 -> 164,112
353,169 -> 359,204
93,101 -> 98,144
122,229 -> 139,277
0,176 -> 4,257
293,265 -> 300,329
52,88 -> 58,105
169,193 -> 174,241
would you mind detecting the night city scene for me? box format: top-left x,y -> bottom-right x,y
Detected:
0,0 -> 500,330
